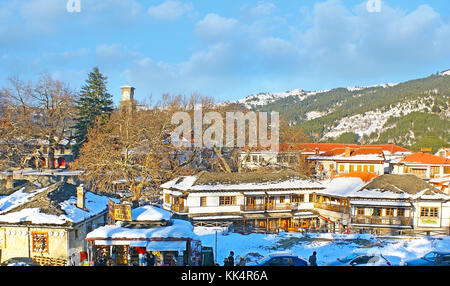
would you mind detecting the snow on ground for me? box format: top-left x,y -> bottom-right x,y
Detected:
194,227 -> 450,266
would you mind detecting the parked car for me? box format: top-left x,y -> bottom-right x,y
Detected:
404,251 -> 450,266
327,253 -> 393,266
246,253 -> 308,266
1,257 -> 40,266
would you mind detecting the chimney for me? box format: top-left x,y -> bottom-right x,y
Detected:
77,184 -> 86,209
345,147 -> 351,157
5,169 -> 14,189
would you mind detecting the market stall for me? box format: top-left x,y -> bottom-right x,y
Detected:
85,205 -> 202,266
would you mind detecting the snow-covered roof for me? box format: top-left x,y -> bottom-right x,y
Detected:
0,182 -> 119,225
131,205 -> 172,222
161,172 -> 323,192
162,176 -> 323,191
86,219 -> 198,240
317,177 -> 366,197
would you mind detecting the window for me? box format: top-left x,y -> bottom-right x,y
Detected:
339,164 -> 345,172
219,196 -> 236,206
357,165 -> 362,172
291,195 -> 304,203
363,165 -> 368,172
349,165 -> 354,172
385,208 -> 394,216
200,197 -> 207,207
356,208 -> 365,215
309,194 -> 314,202
420,207 -> 439,217
32,232 -> 49,253
369,165 -> 374,172
397,209 -> 405,217
279,196 -> 285,204
247,197 -> 256,205
165,194 -> 170,203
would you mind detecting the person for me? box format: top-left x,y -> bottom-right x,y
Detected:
237,256 -> 246,266
147,252 -> 155,266
308,251 -> 317,266
170,255 -> 177,266
223,257 -> 229,266
227,251 -> 235,266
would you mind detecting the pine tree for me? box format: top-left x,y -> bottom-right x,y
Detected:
72,67 -> 114,157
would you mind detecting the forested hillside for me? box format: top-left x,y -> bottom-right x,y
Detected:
237,73 -> 450,152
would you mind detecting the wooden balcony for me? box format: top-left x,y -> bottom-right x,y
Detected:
351,215 -> 412,226
171,204 -> 189,214
242,203 -> 295,212
314,202 -> 350,214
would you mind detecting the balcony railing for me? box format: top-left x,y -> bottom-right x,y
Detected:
171,205 -> 189,214
351,215 -> 412,226
242,203 -> 307,212
314,203 -> 350,214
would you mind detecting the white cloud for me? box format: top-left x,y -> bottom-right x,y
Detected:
194,13 -> 240,42
248,2 -> 276,17
148,1 -> 193,21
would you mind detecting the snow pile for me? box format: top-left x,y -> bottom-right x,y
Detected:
132,205 -> 172,222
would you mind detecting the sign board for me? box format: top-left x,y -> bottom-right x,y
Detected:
420,218 -> 439,225
113,203 -> 132,222
420,147 -> 433,152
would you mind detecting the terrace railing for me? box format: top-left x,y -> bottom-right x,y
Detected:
314,202 -> 350,214
351,215 -> 412,226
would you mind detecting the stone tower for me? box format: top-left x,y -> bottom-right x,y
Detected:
119,86 -> 137,113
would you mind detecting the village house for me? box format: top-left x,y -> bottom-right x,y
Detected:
391,152 -> 450,180
22,138 -> 76,169
239,143 -> 411,174
346,174 -> 450,235
161,171 -> 332,232
161,171 -> 450,236
0,177 -> 115,265
307,146 -> 386,179
435,147 -> 450,159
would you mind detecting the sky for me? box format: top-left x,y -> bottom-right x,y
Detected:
0,0 -> 449,105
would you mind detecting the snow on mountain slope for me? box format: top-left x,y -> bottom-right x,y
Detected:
322,95 -> 442,139
235,89 -> 329,109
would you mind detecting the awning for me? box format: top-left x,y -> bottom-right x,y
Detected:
129,241 -> 148,247
94,240 -> 131,246
146,240 -> 187,252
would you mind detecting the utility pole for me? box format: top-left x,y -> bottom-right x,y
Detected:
215,230 -> 218,264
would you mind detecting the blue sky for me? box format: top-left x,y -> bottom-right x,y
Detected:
0,0 -> 449,105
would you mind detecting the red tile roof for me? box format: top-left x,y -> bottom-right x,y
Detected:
399,152 -> 450,165
335,172 -> 379,182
